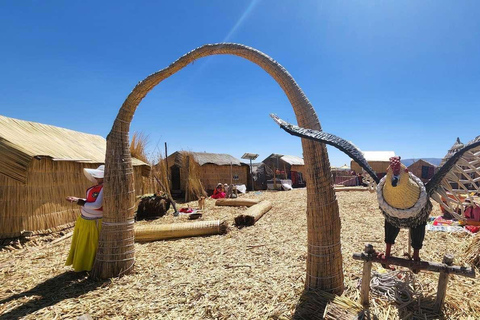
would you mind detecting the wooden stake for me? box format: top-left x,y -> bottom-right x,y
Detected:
352,252 -> 475,277
434,254 -> 454,313
360,244 -> 374,306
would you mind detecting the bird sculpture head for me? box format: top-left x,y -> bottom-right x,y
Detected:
389,156 -> 403,187
383,156 -> 421,210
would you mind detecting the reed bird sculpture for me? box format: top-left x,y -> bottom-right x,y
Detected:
271,114 -> 480,263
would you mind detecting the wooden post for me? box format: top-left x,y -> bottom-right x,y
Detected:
184,155 -> 190,202
360,244 -> 375,306
408,229 -> 412,257
434,254 -> 454,314
165,142 -> 170,185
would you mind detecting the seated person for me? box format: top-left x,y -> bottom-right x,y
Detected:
211,183 -> 226,199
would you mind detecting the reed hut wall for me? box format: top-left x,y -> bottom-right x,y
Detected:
351,160 -> 390,179
199,164 -> 248,193
0,115 -> 152,239
0,158 -> 151,239
407,159 -> 437,184
165,151 -> 248,195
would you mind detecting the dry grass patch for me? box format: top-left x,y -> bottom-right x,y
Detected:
1,189 -> 478,319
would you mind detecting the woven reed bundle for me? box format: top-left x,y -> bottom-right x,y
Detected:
215,198 -> 260,207
235,200 -> 272,226
95,43 -> 342,294
134,220 -> 227,242
465,233 -> 480,267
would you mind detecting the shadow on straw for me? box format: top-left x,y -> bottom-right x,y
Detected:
0,271 -> 107,320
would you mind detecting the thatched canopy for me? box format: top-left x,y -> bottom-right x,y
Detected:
0,115 -> 151,239
167,151 -> 243,167
0,115 -> 150,183
350,150 -> 395,177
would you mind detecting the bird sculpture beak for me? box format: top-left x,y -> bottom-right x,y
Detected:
391,175 -> 399,187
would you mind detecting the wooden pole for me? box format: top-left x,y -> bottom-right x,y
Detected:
360,244 -> 375,306
434,254 -> 454,313
408,229 -> 412,257
352,252 -> 475,277
164,142 -> 169,185
184,155 -> 190,202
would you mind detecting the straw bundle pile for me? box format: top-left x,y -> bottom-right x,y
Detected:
99,43 -> 342,290
235,200 -> 272,226
183,153 -> 207,202
465,233 -> 480,267
134,220 -> 227,242
215,198 -> 260,207
152,156 -> 171,196
129,132 -> 149,164
294,289 -> 363,320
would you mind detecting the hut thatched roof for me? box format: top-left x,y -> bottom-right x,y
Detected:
262,154 -> 305,166
168,151 -> 243,166
280,155 -> 304,166
0,115 -> 149,183
361,151 -> 395,162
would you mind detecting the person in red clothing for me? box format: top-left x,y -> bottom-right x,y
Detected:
65,165 -> 104,272
211,183 -> 226,199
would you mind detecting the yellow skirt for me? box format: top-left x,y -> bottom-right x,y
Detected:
65,216 -> 102,272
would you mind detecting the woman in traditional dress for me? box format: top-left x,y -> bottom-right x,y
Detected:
65,165 -> 104,272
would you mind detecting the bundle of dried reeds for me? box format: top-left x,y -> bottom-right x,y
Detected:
134,220 -> 227,242
234,200 -> 272,226
465,233 -> 480,267
130,132 -> 149,164
215,198 -> 259,207
153,156 -> 171,196
183,153 -> 207,202
294,290 -> 363,320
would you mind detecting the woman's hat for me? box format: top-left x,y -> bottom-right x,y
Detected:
216,183 -> 223,188
84,165 -> 105,183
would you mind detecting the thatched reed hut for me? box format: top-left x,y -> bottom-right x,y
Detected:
350,151 -> 395,179
407,159 -> 437,184
262,154 -> 306,188
0,115 -> 151,239
165,151 -> 249,196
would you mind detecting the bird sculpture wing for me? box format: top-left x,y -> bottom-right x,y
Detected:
270,114 -> 380,184
427,136 -> 480,220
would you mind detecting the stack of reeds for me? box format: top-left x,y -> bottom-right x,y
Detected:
183,153 -> 207,202
234,200 -> 272,226
294,290 -> 363,320
465,233 -> 480,267
134,220 -> 227,242
215,198 -> 259,207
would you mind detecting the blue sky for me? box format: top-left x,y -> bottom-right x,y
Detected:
1,1 -> 479,166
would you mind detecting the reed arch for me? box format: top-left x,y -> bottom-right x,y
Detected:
91,43 -> 344,294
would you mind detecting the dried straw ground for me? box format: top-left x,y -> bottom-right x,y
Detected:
1,189 -> 478,319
